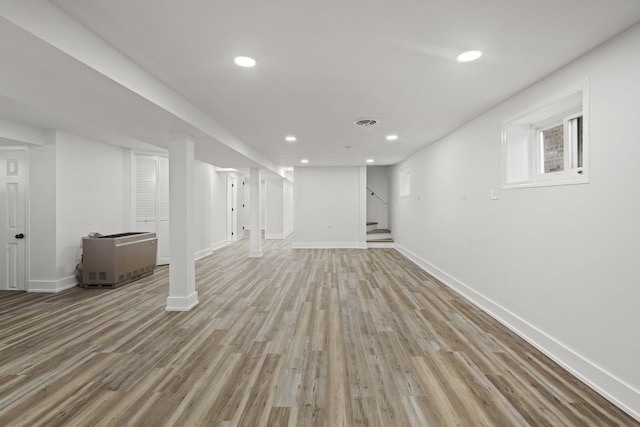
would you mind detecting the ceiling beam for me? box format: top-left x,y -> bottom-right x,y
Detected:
0,0 -> 283,177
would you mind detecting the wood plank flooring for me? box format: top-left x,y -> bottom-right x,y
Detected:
0,237 -> 637,426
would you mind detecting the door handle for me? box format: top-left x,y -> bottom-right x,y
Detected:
15,233 -> 24,239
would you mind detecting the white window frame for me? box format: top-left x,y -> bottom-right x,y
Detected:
502,80 -> 589,189
533,109 -> 584,180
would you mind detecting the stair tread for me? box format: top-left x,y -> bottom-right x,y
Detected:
366,222 -> 378,226
367,238 -> 394,242
367,229 -> 391,234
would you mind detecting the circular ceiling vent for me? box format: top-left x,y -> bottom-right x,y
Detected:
354,118 -> 378,127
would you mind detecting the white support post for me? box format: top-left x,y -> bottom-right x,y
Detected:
249,168 -> 263,257
166,136 -> 199,311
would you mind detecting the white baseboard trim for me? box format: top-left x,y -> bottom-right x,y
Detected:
291,242 -> 367,249
194,248 -> 212,261
28,276 -> 77,293
395,243 -> 640,422
194,241 -> 231,261
166,291 -> 199,312
265,233 -> 285,240
248,250 -> 263,258
367,242 -> 395,249
283,229 -> 293,239
211,240 -> 231,251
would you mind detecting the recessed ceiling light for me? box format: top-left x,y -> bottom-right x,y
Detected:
366,159 -> 374,163
285,136 -> 297,142
300,159 -> 309,164
386,134 -> 398,141
457,50 -> 482,62
234,56 -> 256,67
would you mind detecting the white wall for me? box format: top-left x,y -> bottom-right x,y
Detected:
389,24 -> 640,419
283,179 -> 293,237
260,179 -> 266,231
194,161 -> 213,257
27,131 -> 125,292
56,132 -> 127,283
366,165 -> 389,229
293,166 -> 366,248
28,139 -> 57,282
265,178 -> 284,239
56,132 -> 125,280
213,172 -> 230,244
24,130 -> 236,291
195,164 -> 233,258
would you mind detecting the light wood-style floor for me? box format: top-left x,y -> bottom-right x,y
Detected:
0,237 -> 637,426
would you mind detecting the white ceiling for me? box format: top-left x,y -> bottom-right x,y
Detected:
2,0 -> 640,169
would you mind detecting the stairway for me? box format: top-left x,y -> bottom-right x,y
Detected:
366,222 -> 394,248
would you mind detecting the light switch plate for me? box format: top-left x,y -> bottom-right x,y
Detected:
490,188 -> 499,200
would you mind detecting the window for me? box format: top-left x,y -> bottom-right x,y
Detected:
502,80 -> 589,189
536,110 -> 583,176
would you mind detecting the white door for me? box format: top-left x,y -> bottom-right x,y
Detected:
242,178 -> 250,236
133,154 -> 170,265
237,178 -> 245,240
227,175 -> 237,242
0,150 -> 27,291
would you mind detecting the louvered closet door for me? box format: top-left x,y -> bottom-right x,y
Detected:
134,154 -> 170,265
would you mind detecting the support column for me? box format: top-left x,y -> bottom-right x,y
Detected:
166,136 -> 199,311
249,168 -> 263,257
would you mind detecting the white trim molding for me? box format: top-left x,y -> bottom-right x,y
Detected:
502,79 -> 589,189
211,240 -> 231,252
367,241 -> 395,249
28,276 -> 77,293
395,243 -> 640,422
194,248 -> 212,261
195,241 -> 232,260
291,242 -> 367,249
265,233 -> 285,240
166,291 -> 199,312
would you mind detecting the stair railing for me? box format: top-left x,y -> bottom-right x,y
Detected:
367,186 -> 387,205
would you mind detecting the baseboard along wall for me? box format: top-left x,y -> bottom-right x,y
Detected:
394,243 -> 640,422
